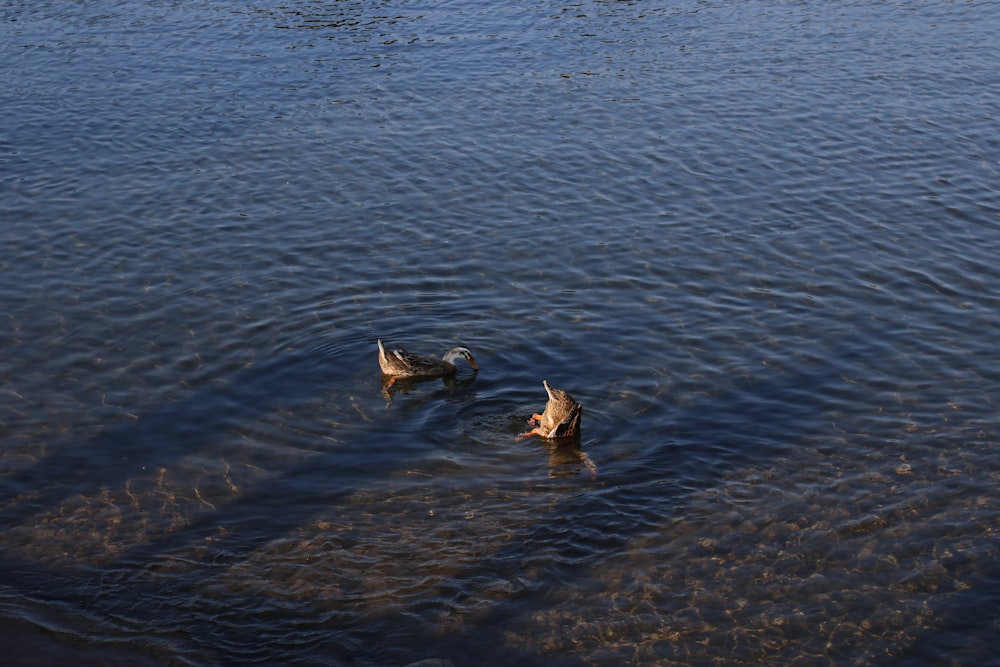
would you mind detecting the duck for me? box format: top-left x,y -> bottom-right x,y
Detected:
377,339 -> 478,386
521,380 -> 582,440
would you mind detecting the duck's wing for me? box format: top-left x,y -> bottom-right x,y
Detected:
394,346 -> 445,372
391,347 -> 418,366
550,402 -> 582,438
379,340 -> 420,373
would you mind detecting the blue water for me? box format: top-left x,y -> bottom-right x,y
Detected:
2,1 -> 1000,665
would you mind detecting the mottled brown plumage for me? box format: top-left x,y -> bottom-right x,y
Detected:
377,339 -> 478,387
522,380 -> 582,440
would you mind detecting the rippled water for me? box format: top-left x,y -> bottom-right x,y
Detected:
3,1 -> 1000,665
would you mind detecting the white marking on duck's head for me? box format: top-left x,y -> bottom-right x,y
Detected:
444,346 -> 478,370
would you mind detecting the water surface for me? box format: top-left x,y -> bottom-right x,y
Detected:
2,1 -> 1000,665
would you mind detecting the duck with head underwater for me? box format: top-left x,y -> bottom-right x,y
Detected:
520,380 -> 582,440
520,380 -> 595,479
377,339 -> 478,387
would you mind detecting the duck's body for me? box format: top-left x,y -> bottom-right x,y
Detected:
377,339 -> 478,384
522,380 -> 582,439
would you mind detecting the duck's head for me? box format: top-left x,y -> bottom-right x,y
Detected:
443,346 -> 478,370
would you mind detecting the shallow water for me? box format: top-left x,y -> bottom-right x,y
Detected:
2,1 -> 1000,665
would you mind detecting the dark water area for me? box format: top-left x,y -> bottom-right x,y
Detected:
2,1 -> 1000,665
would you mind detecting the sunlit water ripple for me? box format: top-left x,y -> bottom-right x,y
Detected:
2,1 -> 999,665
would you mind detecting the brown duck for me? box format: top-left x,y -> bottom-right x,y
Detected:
521,380 -> 582,439
377,339 -> 478,387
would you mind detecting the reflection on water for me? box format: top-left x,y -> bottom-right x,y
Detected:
381,371 -> 479,409
540,440 -> 597,480
3,0 -> 1000,665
